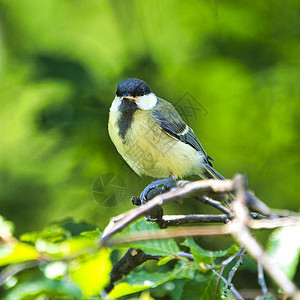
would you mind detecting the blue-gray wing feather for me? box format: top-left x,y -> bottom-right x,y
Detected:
152,98 -> 213,166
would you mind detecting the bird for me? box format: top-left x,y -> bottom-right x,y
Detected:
108,78 -> 226,182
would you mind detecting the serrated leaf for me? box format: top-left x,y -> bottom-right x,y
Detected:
0,242 -> 39,266
181,238 -> 238,265
110,260 -> 196,299
267,225 -> 300,279
70,247 -> 112,296
115,219 -> 180,256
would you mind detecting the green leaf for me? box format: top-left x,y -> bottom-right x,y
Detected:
157,256 -> 175,266
28,236 -> 96,259
70,247 -> 112,296
0,242 -> 39,267
181,238 -> 238,265
181,271 -> 219,300
109,260 -> 196,299
20,219 -> 98,244
53,218 -> 97,237
80,228 -> 102,239
153,279 -> 188,300
20,226 -> 67,244
115,219 -> 180,256
59,236 -> 97,256
5,279 -> 81,300
109,282 -> 151,299
267,225 -> 300,279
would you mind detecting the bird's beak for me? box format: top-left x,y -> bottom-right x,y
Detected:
120,96 -> 138,102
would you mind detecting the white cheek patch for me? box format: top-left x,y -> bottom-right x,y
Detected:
137,93 -> 158,110
110,96 -> 122,112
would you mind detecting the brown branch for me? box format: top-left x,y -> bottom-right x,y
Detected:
159,214 -> 229,227
105,248 -> 160,293
249,216 -> 300,229
229,174 -> 300,298
108,226 -> 230,246
101,179 -> 234,242
106,216 -> 300,247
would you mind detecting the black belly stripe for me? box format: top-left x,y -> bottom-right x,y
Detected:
118,100 -> 138,141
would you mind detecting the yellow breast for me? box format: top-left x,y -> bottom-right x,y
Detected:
108,108 -> 202,178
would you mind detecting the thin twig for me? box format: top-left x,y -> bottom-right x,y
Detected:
229,174 -> 300,298
226,248 -> 247,288
198,196 -> 234,218
0,260 -> 41,286
258,261 -> 268,295
211,269 -> 244,300
177,251 -> 194,260
159,214 -> 229,227
221,246 -> 245,267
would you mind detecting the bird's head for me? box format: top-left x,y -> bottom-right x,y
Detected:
114,78 -> 157,110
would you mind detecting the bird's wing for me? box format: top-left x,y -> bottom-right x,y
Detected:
153,97 -> 213,165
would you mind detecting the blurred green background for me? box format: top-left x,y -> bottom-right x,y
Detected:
0,0 -> 299,235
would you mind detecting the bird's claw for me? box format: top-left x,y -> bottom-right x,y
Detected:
138,177 -> 177,222
140,177 -> 176,204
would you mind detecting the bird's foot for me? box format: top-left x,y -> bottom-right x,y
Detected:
140,177 -> 176,204
138,177 -> 177,222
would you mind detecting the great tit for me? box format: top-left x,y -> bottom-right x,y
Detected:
108,78 -> 225,181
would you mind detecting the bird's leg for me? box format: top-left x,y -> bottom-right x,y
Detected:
138,177 -> 177,222
140,177 -> 176,204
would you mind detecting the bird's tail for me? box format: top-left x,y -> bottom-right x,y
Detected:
202,163 -> 272,216
202,162 -> 226,180
201,163 -> 234,204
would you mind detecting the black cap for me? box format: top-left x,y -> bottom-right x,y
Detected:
116,78 -> 152,98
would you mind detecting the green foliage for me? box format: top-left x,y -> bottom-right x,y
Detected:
182,237 -> 238,265
70,248 -> 112,296
0,217 -> 109,298
267,225 -> 300,280
5,280 -> 82,300
0,216 -> 244,299
180,272 -> 221,300
115,219 -> 180,256
0,242 -> 39,267
109,260 -> 197,299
